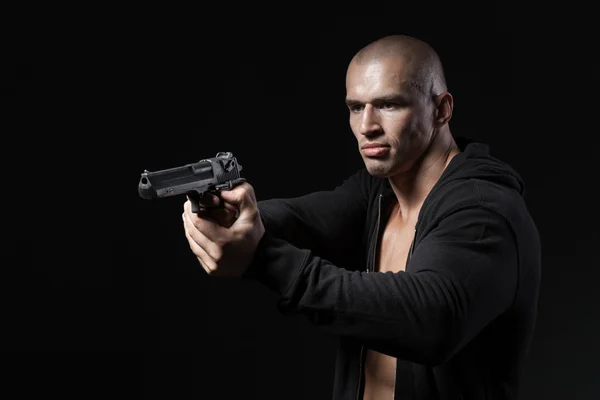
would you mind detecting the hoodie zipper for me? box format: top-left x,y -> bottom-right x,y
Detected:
356,193 -> 384,400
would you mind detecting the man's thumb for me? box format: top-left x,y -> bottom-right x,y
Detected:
219,183 -> 253,209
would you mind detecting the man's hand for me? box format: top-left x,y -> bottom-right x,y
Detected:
190,191 -> 239,228
182,182 -> 265,277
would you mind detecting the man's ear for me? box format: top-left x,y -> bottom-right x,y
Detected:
434,92 -> 453,126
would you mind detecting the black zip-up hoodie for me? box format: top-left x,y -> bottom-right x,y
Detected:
244,138 -> 542,400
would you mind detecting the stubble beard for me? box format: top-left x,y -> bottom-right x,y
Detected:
363,151 -> 402,178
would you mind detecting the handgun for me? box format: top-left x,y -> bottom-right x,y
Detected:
138,152 -> 246,213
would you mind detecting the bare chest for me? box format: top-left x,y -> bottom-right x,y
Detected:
363,210 -> 416,399
375,214 -> 416,273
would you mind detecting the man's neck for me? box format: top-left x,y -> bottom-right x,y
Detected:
388,131 -> 460,223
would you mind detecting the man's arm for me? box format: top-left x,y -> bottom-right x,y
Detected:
246,206 -> 519,366
253,168 -> 373,268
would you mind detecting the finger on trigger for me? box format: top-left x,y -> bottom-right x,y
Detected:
200,192 -> 220,207
219,188 -> 243,208
222,201 -> 238,213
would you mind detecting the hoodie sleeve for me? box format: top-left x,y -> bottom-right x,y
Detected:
245,205 -> 519,366
250,168 -> 372,267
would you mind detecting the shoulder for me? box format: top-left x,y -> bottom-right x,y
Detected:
419,177 -> 537,246
421,178 -> 527,225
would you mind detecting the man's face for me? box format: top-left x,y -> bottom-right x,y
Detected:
345,57 -> 437,178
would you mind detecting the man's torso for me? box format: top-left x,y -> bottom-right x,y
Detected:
362,202 -> 417,400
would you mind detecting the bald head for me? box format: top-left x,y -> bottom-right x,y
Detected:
350,35 -> 447,97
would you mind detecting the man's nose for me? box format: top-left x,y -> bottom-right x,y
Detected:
359,105 -> 382,136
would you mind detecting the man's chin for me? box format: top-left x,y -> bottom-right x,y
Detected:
364,162 -> 393,179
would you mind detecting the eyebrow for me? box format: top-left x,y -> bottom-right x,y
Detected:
345,93 -> 411,106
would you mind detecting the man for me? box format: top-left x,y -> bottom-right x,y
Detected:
182,35 -> 541,400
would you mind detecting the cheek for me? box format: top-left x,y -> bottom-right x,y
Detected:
385,113 -> 412,138
349,115 -> 361,136
399,111 -> 430,136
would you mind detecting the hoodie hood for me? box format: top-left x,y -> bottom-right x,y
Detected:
380,136 -> 526,199
377,136 -> 526,236
441,136 -> 526,196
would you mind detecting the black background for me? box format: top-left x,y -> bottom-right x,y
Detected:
3,7 -> 599,400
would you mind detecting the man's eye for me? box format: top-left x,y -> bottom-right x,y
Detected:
350,105 -> 364,112
380,102 -> 395,109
